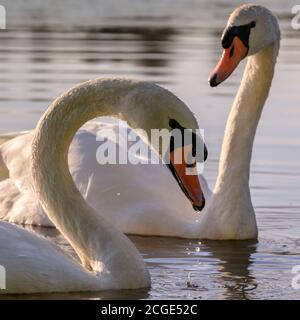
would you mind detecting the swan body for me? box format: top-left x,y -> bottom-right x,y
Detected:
0,221 -> 120,293
0,120 -> 211,235
0,4 -> 281,242
1,74 -> 212,293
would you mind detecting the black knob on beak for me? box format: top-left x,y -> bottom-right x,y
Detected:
209,73 -> 218,87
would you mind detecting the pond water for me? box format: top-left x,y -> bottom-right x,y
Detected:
0,0 -> 299,299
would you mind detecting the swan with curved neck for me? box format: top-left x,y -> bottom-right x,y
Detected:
2,78 -> 202,293
30,77 -> 204,272
0,5 -> 280,245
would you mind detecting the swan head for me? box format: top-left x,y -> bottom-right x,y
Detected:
157,106 -> 207,212
166,118 -> 207,211
208,4 -> 280,87
126,82 -> 207,211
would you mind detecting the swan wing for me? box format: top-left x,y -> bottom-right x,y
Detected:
0,221 -> 104,294
0,119 -> 211,236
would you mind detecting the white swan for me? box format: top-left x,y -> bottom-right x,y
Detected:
0,4 -> 280,240
0,119 -> 210,232
1,76 -> 206,293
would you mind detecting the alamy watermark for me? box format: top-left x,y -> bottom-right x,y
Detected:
0,5 -> 5,29
95,120 -> 206,175
291,265 -> 300,290
291,5 -> 300,30
0,265 -> 6,290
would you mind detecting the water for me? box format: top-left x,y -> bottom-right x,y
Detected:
0,0 -> 299,299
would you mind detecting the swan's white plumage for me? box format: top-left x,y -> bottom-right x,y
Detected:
0,217 -> 150,294
0,119 -> 211,236
0,221 -> 108,294
0,9 -> 281,291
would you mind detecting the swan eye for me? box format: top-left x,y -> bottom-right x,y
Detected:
222,20 -> 257,50
186,151 -> 196,168
168,118 -> 207,163
186,161 -> 196,169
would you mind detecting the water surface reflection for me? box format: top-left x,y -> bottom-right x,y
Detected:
0,0 -> 299,299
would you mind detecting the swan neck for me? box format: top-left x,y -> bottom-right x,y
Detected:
30,79 -> 150,276
214,42 -> 279,193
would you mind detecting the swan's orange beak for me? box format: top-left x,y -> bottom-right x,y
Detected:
208,36 -> 248,87
168,145 -> 205,211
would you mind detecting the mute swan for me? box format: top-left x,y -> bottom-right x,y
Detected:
0,119 -> 209,231
0,4 -> 280,239
1,76 -> 207,293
